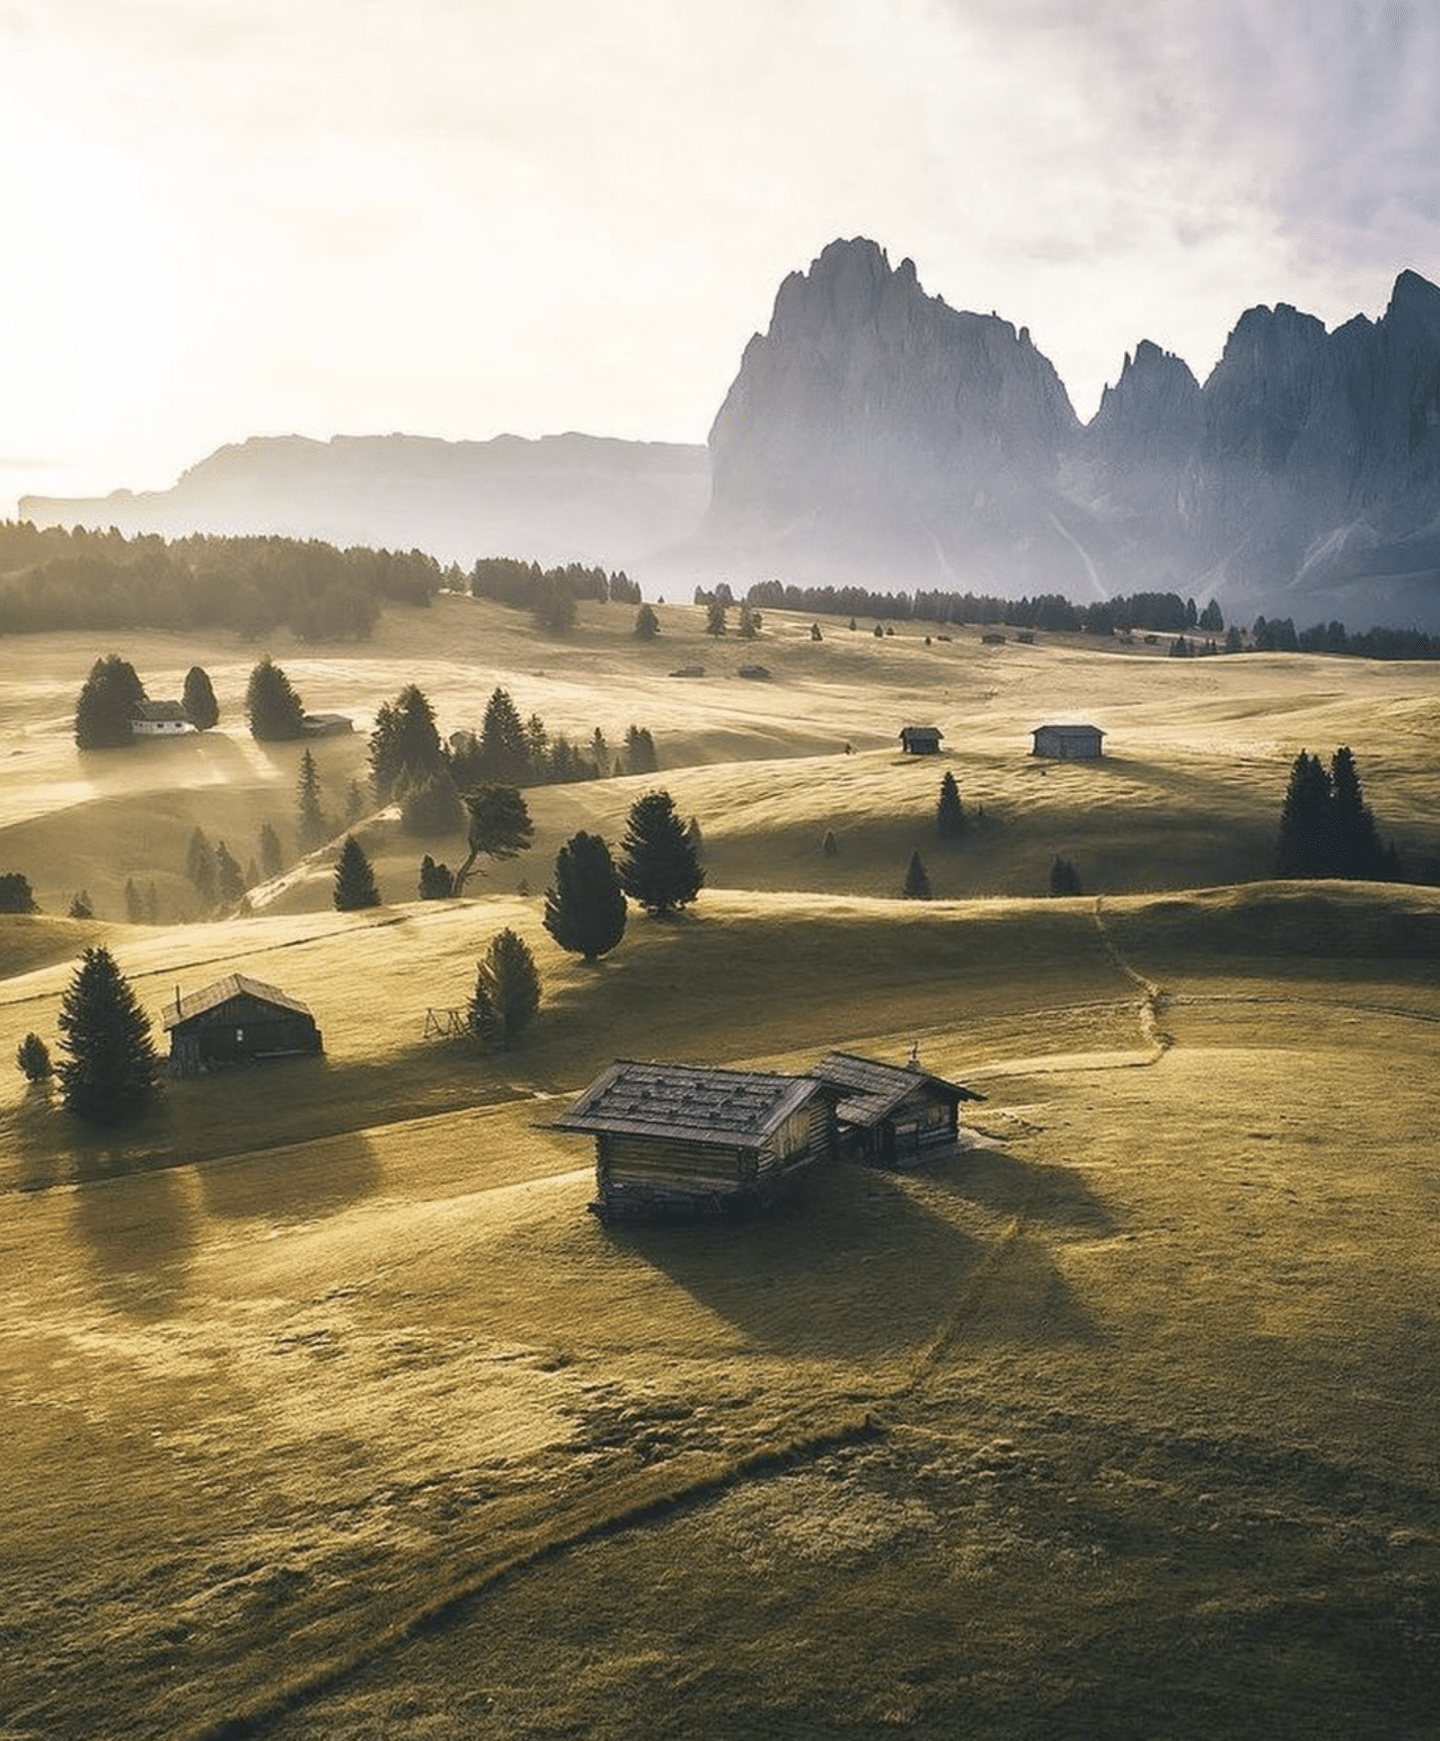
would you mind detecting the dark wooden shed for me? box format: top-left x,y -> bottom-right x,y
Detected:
555,1060 -> 838,1220
809,1050 -> 982,1167
899,725 -> 944,755
162,973 -> 323,1074
1032,723 -> 1105,760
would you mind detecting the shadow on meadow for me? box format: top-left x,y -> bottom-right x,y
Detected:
925,1144 -> 1118,1238
196,1131 -> 382,1224
69,1161 -> 198,1320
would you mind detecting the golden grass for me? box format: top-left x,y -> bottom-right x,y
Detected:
3,609 -> 1440,1738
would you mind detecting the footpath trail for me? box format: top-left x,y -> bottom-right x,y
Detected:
1090,894 -> 1173,1058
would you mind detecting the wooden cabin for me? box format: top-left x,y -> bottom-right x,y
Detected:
809,1050 -> 982,1167
1032,723 -> 1105,760
899,724 -> 944,755
555,1060 -> 838,1220
162,973 -> 323,1074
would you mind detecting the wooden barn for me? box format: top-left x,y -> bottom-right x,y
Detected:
131,700 -> 195,737
162,974 -> 323,1074
809,1050 -> 982,1167
555,1060 -> 838,1220
1032,723 -> 1105,760
899,724 -> 944,755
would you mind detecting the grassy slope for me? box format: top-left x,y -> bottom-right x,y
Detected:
2,608 -> 1439,1739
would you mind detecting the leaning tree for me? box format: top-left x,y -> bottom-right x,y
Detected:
56,945 -> 163,1125
453,784 -> 534,895
618,790 -> 704,917
544,831 -> 627,961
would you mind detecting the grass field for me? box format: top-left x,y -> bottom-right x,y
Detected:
2,600 -> 1439,1739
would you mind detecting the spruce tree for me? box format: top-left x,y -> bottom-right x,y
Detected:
903,851 -> 932,900
74,655 -> 146,749
1049,855 -> 1083,896
1329,746 -> 1383,879
478,687 -> 530,783
258,821 -> 284,879
182,665 -> 219,730
296,748 -> 327,851
0,871 -> 39,913
369,684 -> 445,804
469,927 -> 541,1048
936,770 -> 965,841
1276,750 -> 1334,877
16,1031 -> 53,1083
56,945 -> 163,1125
187,826 -> 217,906
333,835 -> 381,910
544,831 -> 628,961
418,854 -> 455,899
619,790 -> 704,916
246,656 -> 306,741
214,841 -> 245,906
634,602 -> 660,640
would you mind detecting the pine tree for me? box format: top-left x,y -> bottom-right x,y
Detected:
187,826 -> 217,906
453,785 -> 534,895
619,790 -> 704,916
1329,746 -> 1384,879
16,1031 -> 53,1083
214,840 -> 245,906
74,655 -> 146,749
296,748 -> 327,852
544,831 -> 628,961
246,656 -> 306,741
182,665 -> 219,730
1276,750 -> 1334,877
705,598 -> 728,637
469,927 -> 541,1049
68,890 -> 94,920
1049,855 -> 1083,896
124,878 -> 144,923
56,945 -> 163,1125
400,769 -> 464,837
623,724 -> 658,774
369,684 -> 445,804
634,602 -> 660,640
258,821 -> 284,879
936,770 -> 966,842
333,835 -> 381,910
738,601 -> 760,639
418,854 -> 455,899
0,871 -> 39,913
822,828 -> 839,858
903,851 -> 932,900
478,687 -> 530,783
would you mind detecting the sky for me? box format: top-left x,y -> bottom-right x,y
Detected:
2,0 -> 1437,510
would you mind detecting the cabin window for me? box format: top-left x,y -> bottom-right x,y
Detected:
235,1027 -> 244,1044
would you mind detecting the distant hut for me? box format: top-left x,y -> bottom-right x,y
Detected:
554,1060 -> 838,1220
162,973 -> 323,1074
301,712 -> 354,736
810,1050 -> 982,1167
981,631 -> 1007,645
1031,724 -> 1105,760
899,725 -> 943,755
131,700 -> 195,737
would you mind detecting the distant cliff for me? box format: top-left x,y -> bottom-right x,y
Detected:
701,240 -> 1440,628
21,432 -> 710,574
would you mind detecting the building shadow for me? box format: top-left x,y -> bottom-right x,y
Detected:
923,1144 -> 1118,1238
196,1131 -> 381,1225
70,1163 -> 198,1321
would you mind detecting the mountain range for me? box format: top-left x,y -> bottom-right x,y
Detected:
22,239 -> 1440,628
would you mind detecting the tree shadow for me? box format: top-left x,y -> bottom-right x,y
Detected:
196,1131 -> 381,1225
69,1163 -> 198,1321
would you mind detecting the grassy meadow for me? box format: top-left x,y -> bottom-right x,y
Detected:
2,596 -> 1440,1739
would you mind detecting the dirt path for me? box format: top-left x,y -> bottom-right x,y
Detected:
1091,894 -> 1173,1056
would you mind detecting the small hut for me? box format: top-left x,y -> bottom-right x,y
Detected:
131,700 -> 195,737
162,973 -> 323,1074
899,725 -> 944,755
1032,723 -> 1105,760
809,1050 -> 982,1167
554,1060 -> 838,1220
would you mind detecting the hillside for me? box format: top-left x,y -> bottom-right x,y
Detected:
3,608 -> 1440,1738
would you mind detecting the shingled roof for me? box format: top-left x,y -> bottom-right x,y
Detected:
810,1050 -> 982,1128
162,973 -> 315,1031
554,1060 -> 830,1147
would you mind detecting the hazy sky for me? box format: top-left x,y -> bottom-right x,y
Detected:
2,0 -> 1436,507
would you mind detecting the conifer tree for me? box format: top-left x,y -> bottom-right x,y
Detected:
478,687 -> 530,782
619,790 -> 705,916
16,1031 -> 53,1083
333,835 -> 381,910
1276,750 -> 1334,877
74,655 -> 146,748
258,821 -> 284,879
623,724 -> 658,774
544,831 -> 627,961
186,826 -> 217,905
125,878 -> 143,923
182,665 -> 219,730
418,854 -> 455,899
1049,855 -> 1083,896
246,656 -> 306,741
214,840 -> 245,906
68,891 -> 94,920
56,945 -> 163,1125
1328,746 -> 1384,879
369,684 -> 445,803
936,770 -> 966,842
469,927 -> 541,1048
296,748 -> 327,852
0,871 -> 39,913
453,784 -> 534,895
634,602 -> 660,639
903,851 -> 932,900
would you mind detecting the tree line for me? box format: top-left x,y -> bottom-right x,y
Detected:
467,558 -> 642,632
